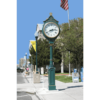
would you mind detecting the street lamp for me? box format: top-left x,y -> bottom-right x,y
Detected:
25,53 -> 27,69
34,31 -> 38,73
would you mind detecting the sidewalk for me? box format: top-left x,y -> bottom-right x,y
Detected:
22,71 -> 83,100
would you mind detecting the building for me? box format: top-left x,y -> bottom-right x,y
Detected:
19,58 -> 29,68
36,24 -> 45,40
19,58 -> 25,67
24,59 -> 29,68
17,64 -> 19,68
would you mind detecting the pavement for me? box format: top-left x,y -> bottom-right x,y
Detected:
17,70 -> 83,100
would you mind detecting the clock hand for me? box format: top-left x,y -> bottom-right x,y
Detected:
53,29 -> 57,31
49,29 -> 53,32
50,29 -> 57,31
46,29 -> 57,33
46,29 -> 52,33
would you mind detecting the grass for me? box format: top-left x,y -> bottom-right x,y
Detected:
55,75 -> 81,83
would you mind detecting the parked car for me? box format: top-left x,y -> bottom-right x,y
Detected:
17,67 -> 24,73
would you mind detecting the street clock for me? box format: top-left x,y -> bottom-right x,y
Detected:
42,13 -> 60,90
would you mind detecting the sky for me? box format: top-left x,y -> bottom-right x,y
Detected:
17,0 -> 83,64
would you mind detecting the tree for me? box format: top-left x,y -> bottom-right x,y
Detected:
55,18 -> 83,68
29,39 -> 61,68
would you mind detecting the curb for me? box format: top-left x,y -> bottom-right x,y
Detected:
36,93 -> 44,100
17,90 -> 36,94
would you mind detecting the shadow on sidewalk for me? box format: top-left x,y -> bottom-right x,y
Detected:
58,85 -> 83,91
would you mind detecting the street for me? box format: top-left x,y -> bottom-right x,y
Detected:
17,73 -> 32,100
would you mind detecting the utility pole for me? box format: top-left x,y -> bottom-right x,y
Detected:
69,51 -> 70,76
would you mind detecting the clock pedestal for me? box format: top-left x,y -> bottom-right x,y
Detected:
48,44 -> 56,90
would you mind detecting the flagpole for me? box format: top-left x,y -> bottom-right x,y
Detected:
67,9 -> 70,28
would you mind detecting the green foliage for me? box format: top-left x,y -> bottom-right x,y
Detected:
53,45 -> 62,64
55,18 -> 83,67
29,46 -> 36,65
29,39 -> 61,68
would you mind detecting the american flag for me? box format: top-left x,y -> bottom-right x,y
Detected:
60,0 -> 69,10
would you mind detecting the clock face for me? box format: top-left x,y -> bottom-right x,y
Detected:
43,22 -> 59,38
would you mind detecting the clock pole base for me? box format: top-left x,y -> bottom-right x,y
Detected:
49,85 -> 56,90
48,67 -> 56,90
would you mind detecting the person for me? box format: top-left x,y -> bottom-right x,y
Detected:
26,67 -> 29,72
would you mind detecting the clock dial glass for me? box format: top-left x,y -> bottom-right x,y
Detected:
44,22 -> 59,38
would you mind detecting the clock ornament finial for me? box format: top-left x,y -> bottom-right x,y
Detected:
49,12 -> 52,16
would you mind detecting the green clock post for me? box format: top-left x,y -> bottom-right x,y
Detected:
42,13 -> 60,90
